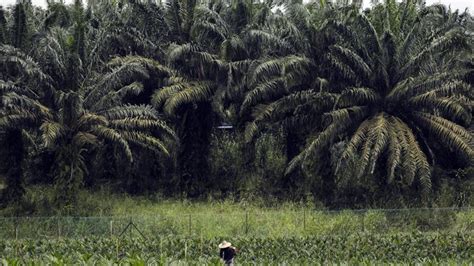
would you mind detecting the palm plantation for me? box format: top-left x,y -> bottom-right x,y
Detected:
0,0 -> 472,211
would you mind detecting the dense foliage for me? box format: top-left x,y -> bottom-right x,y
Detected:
0,0 -> 472,211
0,233 -> 472,264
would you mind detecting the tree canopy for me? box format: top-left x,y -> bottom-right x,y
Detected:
0,0 -> 472,211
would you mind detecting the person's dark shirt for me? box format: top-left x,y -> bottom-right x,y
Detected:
219,247 -> 235,261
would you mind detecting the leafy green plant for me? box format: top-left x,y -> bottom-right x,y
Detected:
0,233 -> 472,264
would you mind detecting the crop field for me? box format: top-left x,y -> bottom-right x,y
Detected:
1,233 -> 473,265
1,204 -> 473,265
0,0 -> 473,264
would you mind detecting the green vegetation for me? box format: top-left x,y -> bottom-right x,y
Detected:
0,0 -> 472,211
0,189 -> 472,239
0,0 -> 471,263
1,233 -> 472,264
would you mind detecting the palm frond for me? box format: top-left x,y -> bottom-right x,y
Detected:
2,92 -> 53,119
0,45 -> 53,85
337,87 -> 380,107
247,29 -> 292,52
110,118 -> 176,139
91,125 -> 133,162
84,64 -> 149,108
152,82 -> 189,109
162,81 -> 215,115
244,91 -> 337,141
103,104 -> 158,120
386,117 -> 402,183
40,121 -> 64,148
286,109 -> 364,175
165,0 -> 184,39
242,78 -> 286,111
323,106 -> 368,124
404,123 -> 431,191
107,56 -> 174,76
251,56 -> 310,85
327,52 -> 358,82
0,80 -> 22,94
220,37 -> 248,61
401,28 -> 469,76
336,119 -> 371,175
90,82 -> 145,112
328,21 -> 372,64
409,94 -> 471,122
121,131 -> 170,156
389,75 -> 471,102
366,114 -> 390,174
168,43 -> 219,67
0,112 -> 38,129
191,8 -> 229,44
354,14 -> 382,56
329,45 -> 373,82
72,132 -> 99,147
76,113 -> 108,131
412,112 -> 473,162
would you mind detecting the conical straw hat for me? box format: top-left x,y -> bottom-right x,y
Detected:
219,241 -> 232,249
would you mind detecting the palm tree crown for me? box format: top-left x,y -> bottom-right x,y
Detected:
289,9 -> 473,191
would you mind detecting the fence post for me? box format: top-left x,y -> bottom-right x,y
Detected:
110,220 -> 114,238
14,220 -> 18,240
188,214 -> 192,236
200,232 -> 203,255
245,211 -> 249,234
57,218 -> 61,238
184,240 -> 188,259
303,209 -> 306,231
116,237 -> 119,258
160,237 -> 163,260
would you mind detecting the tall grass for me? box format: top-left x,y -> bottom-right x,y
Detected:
0,186 -> 471,239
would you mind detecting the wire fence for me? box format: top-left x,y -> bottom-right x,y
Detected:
0,207 -> 472,239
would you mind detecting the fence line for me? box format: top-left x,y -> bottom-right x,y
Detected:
0,206 -> 471,219
317,206 -> 473,213
0,207 -> 471,239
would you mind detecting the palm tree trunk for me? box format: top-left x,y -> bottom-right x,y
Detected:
177,102 -> 213,197
285,129 -> 300,161
2,129 -> 24,203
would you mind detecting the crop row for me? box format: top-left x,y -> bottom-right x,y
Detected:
0,232 -> 472,264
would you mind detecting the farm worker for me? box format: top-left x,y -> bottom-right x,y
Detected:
219,240 -> 238,265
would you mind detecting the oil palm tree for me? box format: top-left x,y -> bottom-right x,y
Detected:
286,8 -> 473,192
41,90 -> 175,206
244,2 -> 473,195
0,44 -> 53,202
151,0 -> 263,195
240,1 -> 338,162
1,38 -> 176,206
